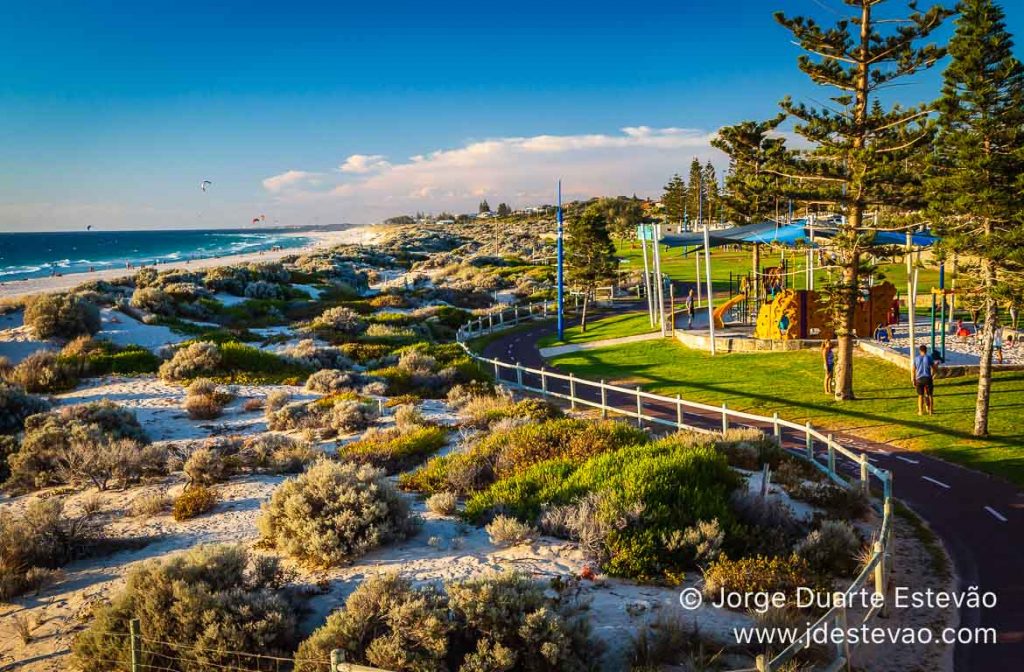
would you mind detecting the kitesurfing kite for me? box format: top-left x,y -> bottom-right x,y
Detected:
200,180 -> 212,192
86,225 -> 93,231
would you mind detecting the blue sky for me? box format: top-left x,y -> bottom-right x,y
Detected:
2,0 -> 1022,231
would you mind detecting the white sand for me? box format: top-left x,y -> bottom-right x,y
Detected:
0,226 -> 383,301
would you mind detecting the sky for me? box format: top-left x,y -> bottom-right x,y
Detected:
2,0 -> 1023,231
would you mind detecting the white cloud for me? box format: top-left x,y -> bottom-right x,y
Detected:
338,154 -> 391,174
262,126 -> 726,222
261,170 -> 321,193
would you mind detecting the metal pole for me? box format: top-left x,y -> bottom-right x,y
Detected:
130,618 -> 142,672
695,249 -> 703,307
653,225 -> 666,335
640,227 -> 655,326
636,387 -> 643,426
557,180 -> 565,341
908,268 -> 919,381
703,222 -> 716,356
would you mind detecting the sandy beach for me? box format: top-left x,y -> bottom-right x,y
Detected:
0,226 -> 383,301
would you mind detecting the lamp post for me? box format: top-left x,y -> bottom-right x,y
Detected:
557,180 -> 565,341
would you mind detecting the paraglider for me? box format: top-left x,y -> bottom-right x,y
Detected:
200,180 -> 212,192
86,225 -> 92,231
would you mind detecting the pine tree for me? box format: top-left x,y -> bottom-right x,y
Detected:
597,197 -> 644,241
712,114 -> 789,224
662,174 -> 687,226
686,158 -> 704,226
496,202 -> 512,217
772,0 -> 951,400
925,0 -> 1024,435
566,204 -> 618,332
478,200 -> 491,214
703,161 -> 719,224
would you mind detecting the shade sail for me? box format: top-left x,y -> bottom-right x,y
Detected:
659,220 -> 938,250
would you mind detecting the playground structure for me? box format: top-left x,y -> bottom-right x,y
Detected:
752,282 -> 897,340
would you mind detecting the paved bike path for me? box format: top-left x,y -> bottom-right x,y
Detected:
480,317 -> 1024,672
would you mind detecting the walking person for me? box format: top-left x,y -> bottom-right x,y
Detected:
913,344 -> 938,415
993,321 -> 1004,365
821,339 -> 835,394
685,288 -> 695,329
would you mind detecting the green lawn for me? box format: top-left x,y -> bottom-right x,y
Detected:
550,339 -> 1024,486
537,310 -> 656,347
615,242 -> 944,304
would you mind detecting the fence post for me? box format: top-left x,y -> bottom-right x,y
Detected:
827,434 -> 836,475
772,412 -> 781,446
541,367 -> 547,394
805,422 -> 813,461
635,387 -> 643,427
514,305 -> 519,324
721,403 -> 728,434
873,541 -> 888,617
600,380 -> 608,418
755,654 -> 769,672
860,453 -> 870,495
493,360 -> 499,380
488,314 -> 494,330
676,393 -> 683,428
330,649 -> 345,672
569,374 -> 577,410
543,301 -> 548,316
836,605 -> 852,670
129,618 -> 142,672
499,311 -> 505,324
377,398 -> 383,415
516,362 -> 523,387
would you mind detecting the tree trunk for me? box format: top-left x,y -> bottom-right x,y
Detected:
974,251 -> 997,436
835,248 -> 859,400
580,292 -> 590,333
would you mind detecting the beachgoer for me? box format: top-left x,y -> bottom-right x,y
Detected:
888,293 -> 900,325
913,344 -> 938,416
685,289 -> 695,329
993,322 -> 1004,364
778,313 -> 791,338
874,323 -> 892,342
821,339 -> 835,394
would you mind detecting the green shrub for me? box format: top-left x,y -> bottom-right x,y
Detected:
172,485 -> 218,521
329,399 -> 378,432
159,341 -> 222,381
72,545 -> 301,672
24,293 -> 101,339
257,460 -> 414,568
130,286 -> 174,316
6,401 -> 154,492
426,491 -> 459,515
342,425 -> 448,474
795,520 -> 862,576
716,428 -> 783,470
240,433 -> 318,474
7,351 -> 79,393
485,514 -> 535,546
294,572 -> 598,672
790,482 -> 870,519
0,499 -> 100,600
702,554 -> 822,605
0,383 -> 50,434
305,368 -> 361,394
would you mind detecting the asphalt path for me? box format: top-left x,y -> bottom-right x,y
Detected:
479,310 -> 1024,672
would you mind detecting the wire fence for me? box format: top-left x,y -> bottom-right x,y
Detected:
457,299 -> 895,672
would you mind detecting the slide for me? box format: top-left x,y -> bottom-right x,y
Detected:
713,292 -> 746,329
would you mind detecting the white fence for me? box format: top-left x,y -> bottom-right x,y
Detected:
457,300 -> 895,672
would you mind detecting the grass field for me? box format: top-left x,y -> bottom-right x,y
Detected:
616,242 -> 944,302
536,310 -> 656,347
549,337 -> 1024,486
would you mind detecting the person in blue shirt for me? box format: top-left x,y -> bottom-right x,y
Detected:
913,344 -> 938,415
821,339 -> 835,394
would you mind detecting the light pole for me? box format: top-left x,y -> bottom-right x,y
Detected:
557,180 -> 565,341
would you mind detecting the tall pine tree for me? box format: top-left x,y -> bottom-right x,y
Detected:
772,0 -> 950,400
662,174 -> 687,227
566,204 -> 618,332
925,0 -> 1024,435
686,158 -> 704,226
712,114 -> 789,224
703,161 -> 720,224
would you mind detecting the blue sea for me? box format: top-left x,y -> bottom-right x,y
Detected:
0,228 -> 314,281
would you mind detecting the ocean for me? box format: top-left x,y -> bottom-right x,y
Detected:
0,228 -> 313,281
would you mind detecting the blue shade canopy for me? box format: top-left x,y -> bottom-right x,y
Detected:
660,220 -> 939,249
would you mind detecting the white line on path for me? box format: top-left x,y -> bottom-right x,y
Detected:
984,506 -> 1008,522
922,476 -> 951,490
896,456 -> 920,465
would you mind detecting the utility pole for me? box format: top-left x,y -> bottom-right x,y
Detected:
556,180 -> 565,341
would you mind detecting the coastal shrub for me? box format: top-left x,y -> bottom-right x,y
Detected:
790,482 -> 871,519
716,428 -> 783,470
129,491 -> 172,517
159,341 -> 222,381
6,401 -> 154,492
538,491 -> 617,565
485,514 -> 535,546
0,383 -> 50,434
172,485 -> 218,521
426,491 -> 459,515
183,446 -> 230,485
329,399 -> 378,433
72,545 -> 301,672
393,403 -> 426,430
306,368 -> 362,394
130,287 -> 175,316
0,499 -> 102,600
339,342 -> 392,364
243,280 -> 284,300
662,518 -> 725,567
284,339 -> 352,370
341,425 -> 448,474
182,378 -> 233,420
257,460 -> 414,568
265,389 -> 291,413
294,574 -> 450,672
446,380 -> 494,407
240,433 -> 318,474
218,341 -> 310,381
294,571 -> 597,672
310,306 -> 367,340
266,400 -> 322,432
24,292 -> 101,339
702,554 -> 820,605
462,394 -> 562,428
727,491 -> 804,558
8,351 -> 79,393
795,520 -> 862,577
